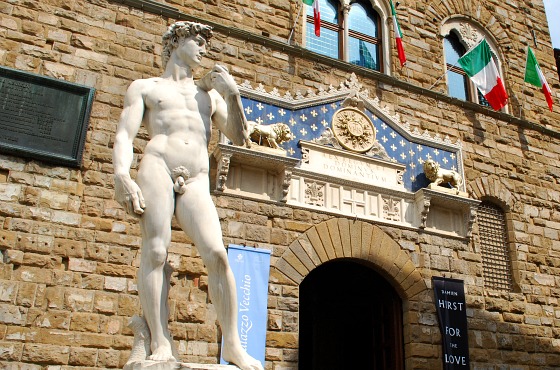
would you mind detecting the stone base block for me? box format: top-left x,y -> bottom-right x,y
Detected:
124,361 -> 239,370
248,144 -> 287,156
427,182 -> 468,197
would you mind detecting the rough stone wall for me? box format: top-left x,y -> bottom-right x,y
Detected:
0,0 -> 559,369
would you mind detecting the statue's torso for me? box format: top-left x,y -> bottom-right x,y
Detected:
139,77 -> 214,178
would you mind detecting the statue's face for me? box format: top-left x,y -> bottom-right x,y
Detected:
176,34 -> 206,68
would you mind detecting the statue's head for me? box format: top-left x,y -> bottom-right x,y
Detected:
162,21 -> 213,69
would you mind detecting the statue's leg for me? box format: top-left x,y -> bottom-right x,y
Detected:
175,176 -> 264,370
136,157 -> 176,361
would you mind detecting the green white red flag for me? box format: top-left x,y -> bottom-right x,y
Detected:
524,46 -> 553,111
458,39 -> 508,111
390,0 -> 406,67
303,0 -> 320,37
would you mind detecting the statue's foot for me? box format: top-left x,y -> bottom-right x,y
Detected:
222,345 -> 263,370
147,345 -> 176,362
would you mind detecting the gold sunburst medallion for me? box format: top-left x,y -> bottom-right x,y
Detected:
331,107 -> 376,153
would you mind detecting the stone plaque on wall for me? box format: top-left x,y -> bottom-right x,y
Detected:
0,66 -> 95,167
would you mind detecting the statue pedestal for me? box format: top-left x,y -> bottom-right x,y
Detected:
124,361 -> 239,370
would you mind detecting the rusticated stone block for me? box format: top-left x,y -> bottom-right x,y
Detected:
68,347 -> 98,366
0,340 -> 23,361
0,281 -> 18,303
94,291 -> 119,314
70,312 -> 100,332
0,304 -> 25,325
21,343 -> 69,365
64,288 -> 94,312
118,294 -> 140,316
176,301 -> 207,324
266,332 -> 298,349
98,348 -> 121,368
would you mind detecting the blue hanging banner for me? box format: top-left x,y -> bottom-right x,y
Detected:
220,244 -> 271,366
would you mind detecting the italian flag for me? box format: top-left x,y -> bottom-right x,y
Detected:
303,0 -> 320,37
390,0 -> 406,67
458,39 -> 508,111
524,46 -> 553,111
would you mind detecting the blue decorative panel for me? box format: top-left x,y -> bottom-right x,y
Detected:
238,75 -> 463,194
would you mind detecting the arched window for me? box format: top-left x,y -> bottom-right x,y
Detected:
477,201 -> 514,291
305,0 -> 385,72
441,21 -> 503,109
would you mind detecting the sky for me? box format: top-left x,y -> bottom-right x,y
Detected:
544,0 -> 560,48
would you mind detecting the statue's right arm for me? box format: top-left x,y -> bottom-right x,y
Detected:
112,80 -> 146,215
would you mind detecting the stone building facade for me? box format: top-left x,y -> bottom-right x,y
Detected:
1,0 -> 560,369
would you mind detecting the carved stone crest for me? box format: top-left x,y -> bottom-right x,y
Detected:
331,108 -> 376,153
458,23 -> 482,49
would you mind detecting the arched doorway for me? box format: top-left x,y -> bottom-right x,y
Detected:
299,258 -> 404,370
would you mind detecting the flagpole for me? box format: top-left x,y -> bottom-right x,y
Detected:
287,0 -> 303,45
404,63 -> 411,83
428,60 -> 461,91
520,45 -> 529,118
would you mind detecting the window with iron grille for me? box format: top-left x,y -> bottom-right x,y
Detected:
478,201 -> 513,291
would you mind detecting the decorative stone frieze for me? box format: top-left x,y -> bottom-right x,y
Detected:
220,75 -> 478,238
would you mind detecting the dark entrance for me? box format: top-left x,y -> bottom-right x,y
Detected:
299,259 -> 404,370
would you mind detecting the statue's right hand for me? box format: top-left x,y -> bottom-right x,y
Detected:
114,174 -> 145,215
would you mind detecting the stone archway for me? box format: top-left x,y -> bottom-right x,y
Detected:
466,176 -> 518,211
272,217 -> 429,369
274,218 -> 426,300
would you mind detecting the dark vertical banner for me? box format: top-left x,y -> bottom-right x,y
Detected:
220,244 -> 271,366
432,277 -> 470,369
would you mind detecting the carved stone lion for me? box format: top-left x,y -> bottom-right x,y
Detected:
423,159 -> 463,189
247,122 -> 294,149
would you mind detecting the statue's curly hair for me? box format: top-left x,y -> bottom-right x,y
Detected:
161,21 -> 213,69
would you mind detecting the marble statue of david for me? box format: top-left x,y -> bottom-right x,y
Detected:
112,21 -> 262,370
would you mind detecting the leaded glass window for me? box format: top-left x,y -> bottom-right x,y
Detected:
305,0 -> 340,59
348,2 -> 380,70
305,0 -> 382,72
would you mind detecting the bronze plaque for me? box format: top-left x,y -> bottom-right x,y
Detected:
0,66 -> 95,167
